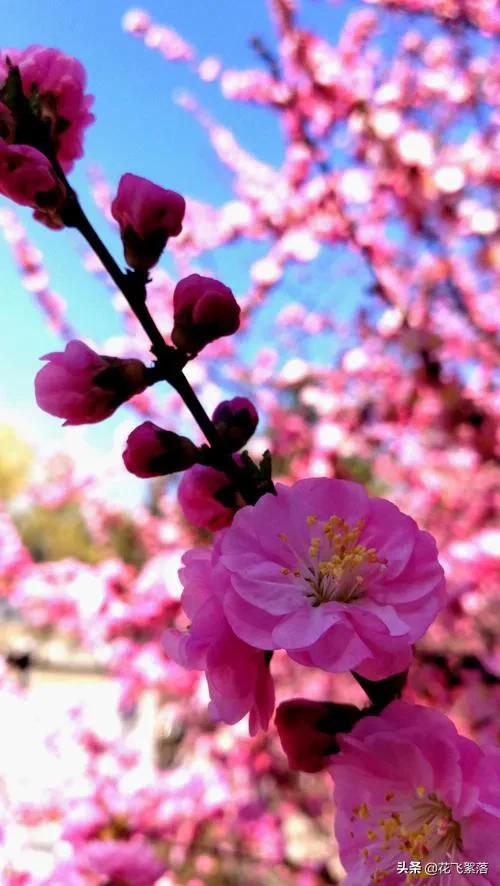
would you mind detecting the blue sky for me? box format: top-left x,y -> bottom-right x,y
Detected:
6,0 -> 472,507
1,0 -> 369,461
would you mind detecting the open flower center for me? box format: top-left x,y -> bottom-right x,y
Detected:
279,514 -> 387,606
96,814 -> 131,841
352,788 -> 463,883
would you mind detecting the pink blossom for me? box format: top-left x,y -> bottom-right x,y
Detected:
35,340 -> 149,425
62,801 -> 109,845
198,56 -> 222,82
82,836 -> 166,885
171,273 -> 240,355
111,173 -> 185,270
177,463 -> 238,531
0,46 -> 94,171
221,69 -> 283,104
0,208 -> 77,337
164,546 -> 275,734
219,479 -> 445,680
124,14 -> 194,62
123,421 -> 198,478
122,10 -> 151,35
331,702 -> 500,885
0,140 -> 65,223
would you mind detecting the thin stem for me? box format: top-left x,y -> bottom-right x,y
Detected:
169,371 -> 261,503
60,190 -> 266,504
65,199 -> 174,361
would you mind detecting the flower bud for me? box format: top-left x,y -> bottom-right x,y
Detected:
111,173 -> 185,270
35,340 -> 149,425
212,397 -> 258,451
171,274 -> 240,356
275,699 -> 365,772
0,46 -> 94,172
123,422 -> 198,478
177,463 -> 238,531
0,140 -> 66,226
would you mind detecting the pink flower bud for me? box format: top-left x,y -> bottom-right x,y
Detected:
275,699 -> 363,773
212,397 -> 258,451
177,463 -> 238,531
35,340 -> 149,425
0,140 -> 65,225
111,173 -> 185,270
0,46 -> 94,172
123,421 -> 198,478
172,273 -> 240,355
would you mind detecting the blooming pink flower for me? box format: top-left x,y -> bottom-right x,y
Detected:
212,396 -> 259,451
330,702 -> 500,885
82,836 -> 166,885
171,273 -> 240,355
0,46 -> 94,171
177,463 -> 238,531
111,173 -> 185,270
35,340 -> 149,425
0,140 -> 65,224
123,421 -> 198,477
164,546 -> 275,734
219,479 -> 446,680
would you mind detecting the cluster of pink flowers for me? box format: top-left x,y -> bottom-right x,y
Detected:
0,47 -> 93,225
0,207 -> 76,338
331,702 -> 500,885
167,478 -> 445,733
1,1 -> 498,881
0,46 -> 94,171
164,544 -> 275,735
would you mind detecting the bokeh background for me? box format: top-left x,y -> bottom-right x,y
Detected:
0,0 -> 498,882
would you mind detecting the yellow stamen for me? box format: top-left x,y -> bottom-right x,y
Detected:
277,513 -> 387,607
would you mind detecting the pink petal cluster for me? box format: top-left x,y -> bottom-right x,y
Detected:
164,546 -> 275,735
0,140 -> 65,224
171,273 -> 241,355
331,702 -> 500,885
177,463 -> 238,531
218,479 -> 446,680
35,340 -> 149,425
81,836 -> 166,885
0,45 -> 94,171
111,172 -> 185,270
123,421 -> 198,478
